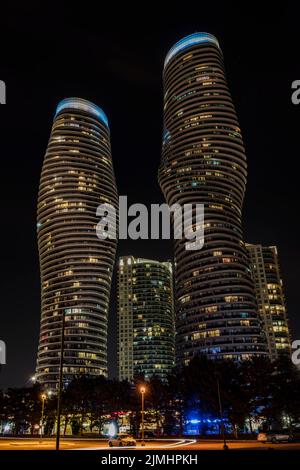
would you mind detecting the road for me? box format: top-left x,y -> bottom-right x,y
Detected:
0,438 -> 193,450
182,440 -> 300,450
1,437 -> 300,450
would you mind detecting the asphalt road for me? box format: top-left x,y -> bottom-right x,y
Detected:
0,438 -> 188,450
1,438 -> 300,451
183,440 -> 300,450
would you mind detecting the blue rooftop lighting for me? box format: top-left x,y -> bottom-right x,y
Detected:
55,97 -> 109,128
164,32 -> 220,69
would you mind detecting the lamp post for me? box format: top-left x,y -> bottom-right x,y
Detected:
40,391 -> 52,441
56,310 -> 66,451
216,377 -> 228,451
140,386 -> 146,446
40,394 -> 46,441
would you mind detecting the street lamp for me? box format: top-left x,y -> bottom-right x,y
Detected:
139,386 -> 146,447
40,393 -> 47,441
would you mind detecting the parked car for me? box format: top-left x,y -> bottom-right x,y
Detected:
257,430 -> 292,443
108,434 -> 137,447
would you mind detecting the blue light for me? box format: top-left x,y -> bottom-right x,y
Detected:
190,419 -> 201,424
210,347 -> 221,354
241,312 -> 249,318
164,33 -> 220,69
163,129 -> 171,144
108,421 -> 118,437
55,98 -> 109,128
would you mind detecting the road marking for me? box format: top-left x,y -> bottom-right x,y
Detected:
74,439 -> 197,451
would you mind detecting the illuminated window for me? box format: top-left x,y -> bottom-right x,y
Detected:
224,295 -> 238,302
205,305 -> 218,313
207,329 -> 220,337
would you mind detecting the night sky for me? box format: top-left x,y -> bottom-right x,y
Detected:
0,2 -> 299,389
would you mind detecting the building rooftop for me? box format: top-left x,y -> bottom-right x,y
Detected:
55,97 -> 109,128
164,32 -> 220,69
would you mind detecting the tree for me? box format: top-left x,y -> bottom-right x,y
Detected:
2,384 -> 41,435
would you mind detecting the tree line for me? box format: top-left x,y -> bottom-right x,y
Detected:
1,355 -> 300,437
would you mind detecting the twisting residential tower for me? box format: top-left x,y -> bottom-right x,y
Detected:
159,33 -> 266,365
36,98 -> 118,389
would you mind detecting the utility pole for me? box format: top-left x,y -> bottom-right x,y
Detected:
217,377 -> 228,450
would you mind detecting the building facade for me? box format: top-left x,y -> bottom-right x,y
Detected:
36,98 -> 118,389
159,33 -> 267,365
246,244 -> 291,360
118,256 -> 175,382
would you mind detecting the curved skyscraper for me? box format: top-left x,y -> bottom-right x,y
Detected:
36,98 -> 118,389
159,33 -> 266,365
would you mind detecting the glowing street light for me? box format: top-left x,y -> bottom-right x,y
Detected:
40,393 -> 47,441
39,391 -> 52,441
139,385 -> 146,446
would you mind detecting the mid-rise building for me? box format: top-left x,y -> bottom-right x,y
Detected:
118,256 -> 175,382
246,244 -> 291,360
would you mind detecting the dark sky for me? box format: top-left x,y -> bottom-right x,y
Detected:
0,2 -> 299,388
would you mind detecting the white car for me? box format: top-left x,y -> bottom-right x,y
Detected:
108,434 -> 137,447
257,430 -> 292,443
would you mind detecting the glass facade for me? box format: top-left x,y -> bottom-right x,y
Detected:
246,244 -> 291,360
36,97 -> 118,389
159,33 -> 267,365
118,257 -> 175,382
